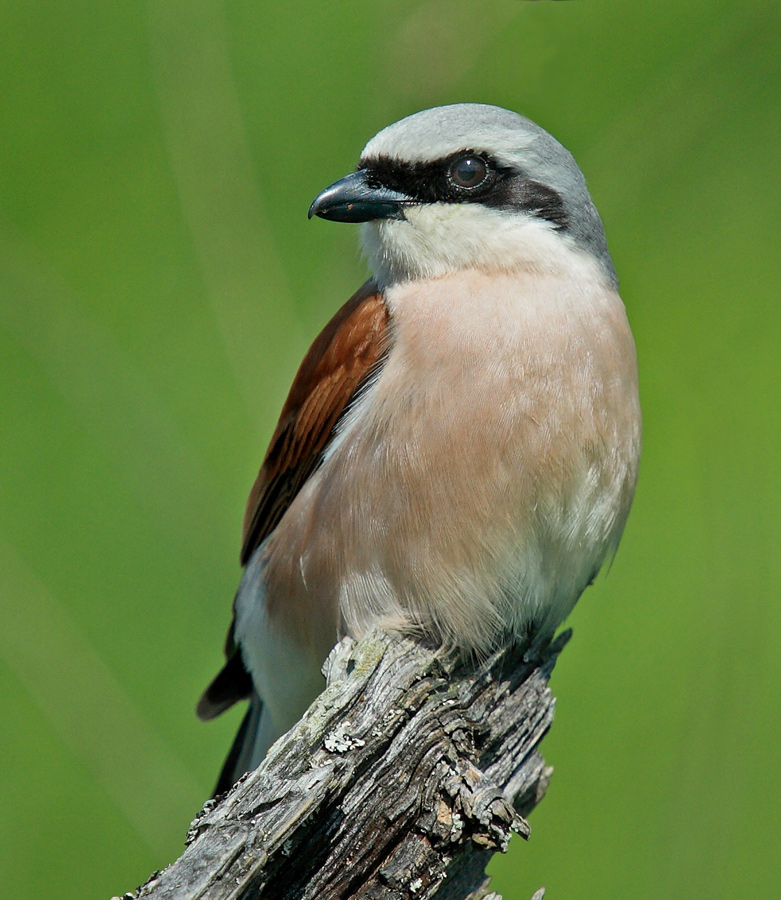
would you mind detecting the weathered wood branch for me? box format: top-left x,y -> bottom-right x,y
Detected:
123,628 -> 569,900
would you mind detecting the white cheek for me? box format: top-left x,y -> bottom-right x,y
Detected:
361,205 -> 588,287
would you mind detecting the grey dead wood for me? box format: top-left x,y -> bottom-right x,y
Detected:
122,627 -> 568,900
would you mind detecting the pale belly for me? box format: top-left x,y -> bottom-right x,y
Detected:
255,270 -> 641,661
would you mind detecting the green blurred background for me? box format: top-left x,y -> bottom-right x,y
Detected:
1,1 -> 779,897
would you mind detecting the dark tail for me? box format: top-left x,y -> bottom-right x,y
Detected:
213,694 -> 264,797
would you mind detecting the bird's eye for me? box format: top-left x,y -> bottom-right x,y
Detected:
448,155 -> 488,189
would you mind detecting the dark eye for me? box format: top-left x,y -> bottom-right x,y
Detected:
448,155 -> 488,189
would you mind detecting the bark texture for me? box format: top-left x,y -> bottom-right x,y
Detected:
122,627 -> 569,900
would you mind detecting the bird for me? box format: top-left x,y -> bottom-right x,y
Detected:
197,103 -> 641,795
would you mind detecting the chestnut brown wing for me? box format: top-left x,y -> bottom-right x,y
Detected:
197,281 -> 391,721
240,280 -> 390,565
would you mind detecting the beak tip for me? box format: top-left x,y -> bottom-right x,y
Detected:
307,171 -> 407,223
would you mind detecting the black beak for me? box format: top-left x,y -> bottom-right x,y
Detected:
308,170 -> 409,222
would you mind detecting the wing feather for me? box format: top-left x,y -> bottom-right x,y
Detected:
241,279 -> 390,564
197,280 -> 390,721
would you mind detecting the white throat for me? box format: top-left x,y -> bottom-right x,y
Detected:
361,204 -> 595,289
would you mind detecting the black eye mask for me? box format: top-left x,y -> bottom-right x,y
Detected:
358,152 -> 569,230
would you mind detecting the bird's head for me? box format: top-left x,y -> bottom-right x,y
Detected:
309,103 -> 616,289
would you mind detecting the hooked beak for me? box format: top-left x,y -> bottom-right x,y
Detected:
308,170 -> 409,222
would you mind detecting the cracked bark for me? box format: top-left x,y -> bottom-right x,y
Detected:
119,627 -> 568,900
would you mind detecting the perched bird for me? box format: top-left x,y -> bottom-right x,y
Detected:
197,103 -> 641,794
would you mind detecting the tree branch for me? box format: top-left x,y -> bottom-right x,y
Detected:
121,628 -> 569,900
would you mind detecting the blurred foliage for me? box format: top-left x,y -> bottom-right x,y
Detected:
1,1 -> 779,898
